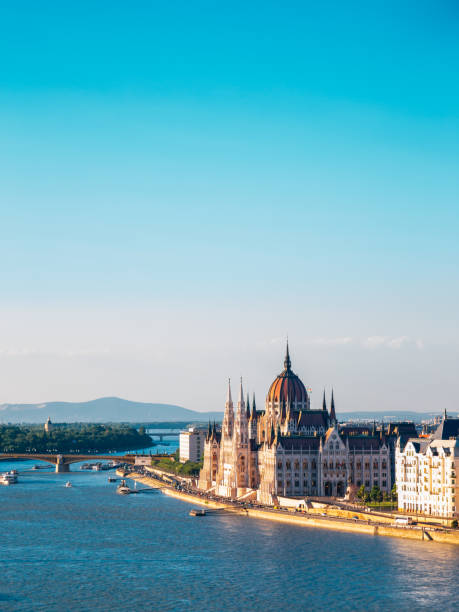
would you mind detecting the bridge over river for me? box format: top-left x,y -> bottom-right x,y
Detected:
147,431 -> 180,442
0,453 -> 141,472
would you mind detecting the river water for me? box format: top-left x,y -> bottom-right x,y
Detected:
1,457 -> 458,612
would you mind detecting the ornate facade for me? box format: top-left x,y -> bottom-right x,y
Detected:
199,344 -> 391,504
396,414 -> 459,518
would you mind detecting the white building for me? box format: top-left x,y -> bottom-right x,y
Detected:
179,427 -> 207,463
396,413 -> 459,519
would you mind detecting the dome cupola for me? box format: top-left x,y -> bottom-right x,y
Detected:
267,342 -> 308,409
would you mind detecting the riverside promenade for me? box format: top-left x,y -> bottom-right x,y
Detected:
117,469 -> 459,546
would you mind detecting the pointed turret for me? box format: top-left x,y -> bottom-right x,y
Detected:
330,389 -> 336,424
246,393 -> 251,420
226,378 -> 233,405
284,339 -> 291,370
222,378 -> 234,437
236,377 -> 245,414
322,389 -> 327,411
234,377 -> 248,447
251,393 -> 257,420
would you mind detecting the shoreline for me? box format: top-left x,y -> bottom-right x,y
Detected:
118,470 -> 459,546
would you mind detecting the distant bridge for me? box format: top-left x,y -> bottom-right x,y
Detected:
0,453 -> 140,473
148,431 -> 180,442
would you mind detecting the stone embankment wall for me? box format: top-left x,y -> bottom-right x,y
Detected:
124,471 -> 459,546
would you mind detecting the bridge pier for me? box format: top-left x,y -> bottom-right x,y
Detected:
55,456 -> 70,473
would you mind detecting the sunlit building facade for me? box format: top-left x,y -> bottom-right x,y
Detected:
199,344 -> 391,504
396,414 -> 459,518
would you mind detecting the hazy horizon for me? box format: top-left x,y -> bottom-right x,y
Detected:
1,2 -> 458,413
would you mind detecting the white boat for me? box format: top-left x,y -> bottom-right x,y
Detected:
65,481 -> 72,488
116,479 -> 131,495
1,472 -> 18,485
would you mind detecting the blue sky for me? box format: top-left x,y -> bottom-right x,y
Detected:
0,1 -> 458,413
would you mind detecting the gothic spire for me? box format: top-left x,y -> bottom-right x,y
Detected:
322,389 -> 327,411
226,378 -> 233,406
237,377 -> 245,415
223,379 -> 234,437
251,393 -> 257,420
246,393 -> 251,419
330,389 -> 336,423
284,339 -> 291,370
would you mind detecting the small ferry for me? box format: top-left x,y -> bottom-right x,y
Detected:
64,481 -> 73,488
116,479 -> 131,495
108,477 -> 117,483
1,472 -> 18,485
189,509 -> 206,517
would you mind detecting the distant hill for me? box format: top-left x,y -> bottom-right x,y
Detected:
0,397 -> 223,424
0,398 -> 452,424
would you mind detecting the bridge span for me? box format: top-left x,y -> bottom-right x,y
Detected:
147,431 -> 179,442
0,453 -> 139,472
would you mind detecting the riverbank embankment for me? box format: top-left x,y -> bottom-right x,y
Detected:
120,470 -> 459,546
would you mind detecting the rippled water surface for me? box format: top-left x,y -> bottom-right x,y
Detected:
1,459 -> 458,611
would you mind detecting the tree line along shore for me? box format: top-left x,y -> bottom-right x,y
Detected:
0,423 -> 153,454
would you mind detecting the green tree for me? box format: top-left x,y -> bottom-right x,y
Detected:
370,485 -> 382,502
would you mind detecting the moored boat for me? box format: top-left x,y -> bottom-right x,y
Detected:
1,472 -> 18,485
116,479 -> 131,495
189,509 -> 206,516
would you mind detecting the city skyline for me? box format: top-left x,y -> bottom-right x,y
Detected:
1,2 -> 458,412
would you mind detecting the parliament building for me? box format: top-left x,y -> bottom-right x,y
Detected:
198,344 -> 391,504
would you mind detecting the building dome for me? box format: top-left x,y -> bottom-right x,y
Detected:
267,343 -> 308,405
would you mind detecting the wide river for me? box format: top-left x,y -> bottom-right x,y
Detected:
2,457 -> 458,612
